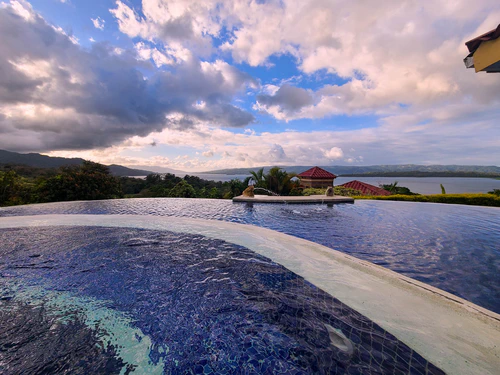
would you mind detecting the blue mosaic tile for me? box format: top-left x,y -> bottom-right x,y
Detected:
0,226 -> 445,374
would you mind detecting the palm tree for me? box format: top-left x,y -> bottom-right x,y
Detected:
382,181 -> 399,194
265,167 -> 297,195
249,167 -> 298,195
249,168 -> 265,188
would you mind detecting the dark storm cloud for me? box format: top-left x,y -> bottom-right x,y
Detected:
0,3 -> 255,152
257,84 -> 314,112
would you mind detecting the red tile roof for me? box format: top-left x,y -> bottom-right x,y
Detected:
297,166 -> 337,179
340,180 -> 391,196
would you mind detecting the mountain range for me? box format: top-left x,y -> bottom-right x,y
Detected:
0,150 -> 155,177
202,164 -> 500,176
2,149 -> 499,178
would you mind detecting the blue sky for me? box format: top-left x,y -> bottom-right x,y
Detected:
0,0 -> 499,171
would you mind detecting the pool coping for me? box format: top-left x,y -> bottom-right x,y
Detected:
1,214 -> 499,375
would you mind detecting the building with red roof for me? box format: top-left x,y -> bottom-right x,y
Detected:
340,180 -> 391,196
297,167 -> 337,188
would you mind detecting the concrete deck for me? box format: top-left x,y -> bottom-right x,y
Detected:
232,194 -> 354,204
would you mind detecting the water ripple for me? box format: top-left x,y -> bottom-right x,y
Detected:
1,198 -> 499,313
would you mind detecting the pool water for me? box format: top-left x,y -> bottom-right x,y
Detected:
0,226 -> 445,374
2,198 -> 499,314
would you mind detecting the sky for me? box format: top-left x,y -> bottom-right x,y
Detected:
0,0 -> 499,172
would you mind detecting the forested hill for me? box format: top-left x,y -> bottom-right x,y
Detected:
203,164 -> 500,177
0,150 -> 153,177
107,165 -> 153,177
0,149 -> 84,168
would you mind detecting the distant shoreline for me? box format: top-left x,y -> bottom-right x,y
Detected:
339,172 -> 500,179
198,166 -> 500,177
192,172 -> 500,179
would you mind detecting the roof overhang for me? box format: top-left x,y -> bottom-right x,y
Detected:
464,24 -> 500,73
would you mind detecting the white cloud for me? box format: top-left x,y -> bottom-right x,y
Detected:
135,42 -> 174,66
6,0 -> 35,22
51,25 -> 79,44
109,0 -> 500,134
0,1 -> 256,152
46,106 -> 500,171
110,0 -> 216,56
2,0 -> 500,168
324,147 -> 344,160
91,16 -> 105,30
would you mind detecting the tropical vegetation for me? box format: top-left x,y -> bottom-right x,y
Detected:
302,187 -> 362,196
0,162 -> 251,206
1,161 -> 122,206
2,162 -> 500,208
249,167 -> 299,195
380,181 -> 417,195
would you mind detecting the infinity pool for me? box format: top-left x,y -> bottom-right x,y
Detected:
2,198 -> 499,313
1,223 -> 449,374
1,199 -> 500,374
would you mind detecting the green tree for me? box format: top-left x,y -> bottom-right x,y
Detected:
148,185 -> 170,197
229,178 -> 250,198
248,167 -> 298,196
208,187 -> 221,199
120,177 -> 147,195
382,181 -> 399,194
169,180 -> 196,198
381,181 -> 417,195
0,170 -> 32,206
145,173 -> 163,186
266,167 -> 298,195
249,168 -> 266,188
38,161 -> 122,202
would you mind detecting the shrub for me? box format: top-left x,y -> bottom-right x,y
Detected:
302,188 -> 326,196
334,186 -> 363,196
288,187 -> 303,196
381,181 -> 418,195
302,187 -> 362,196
